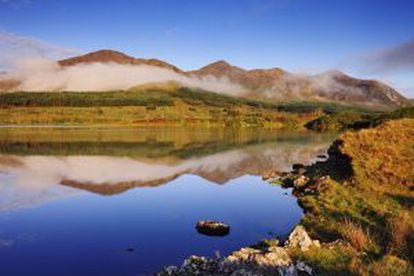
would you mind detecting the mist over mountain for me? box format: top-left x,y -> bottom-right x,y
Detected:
0,49 -> 409,107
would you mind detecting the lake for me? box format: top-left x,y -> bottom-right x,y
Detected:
0,127 -> 335,275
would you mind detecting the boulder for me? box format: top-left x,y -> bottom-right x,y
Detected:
196,220 -> 230,236
285,225 -> 320,251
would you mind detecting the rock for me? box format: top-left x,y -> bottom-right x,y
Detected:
262,170 -> 283,180
314,175 -> 330,187
227,245 -> 292,268
296,261 -> 313,275
196,220 -> 230,236
293,175 -> 309,189
292,163 -> 305,171
278,264 -> 297,276
160,266 -> 178,275
285,225 -> 320,251
296,167 -> 306,175
157,242 -> 316,275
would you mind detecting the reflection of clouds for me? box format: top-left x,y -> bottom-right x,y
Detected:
0,141 -> 330,211
0,239 -> 14,248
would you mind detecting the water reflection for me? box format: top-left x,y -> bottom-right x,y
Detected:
0,128 -> 335,275
0,128 -> 334,209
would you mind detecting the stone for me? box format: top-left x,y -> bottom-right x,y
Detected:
292,163 -> 305,171
196,220 -> 230,236
227,246 -> 292,267
286,225 -> 319,251
293,175 -> 309,189
262,170 -> 283,180
296,261 -> 313,275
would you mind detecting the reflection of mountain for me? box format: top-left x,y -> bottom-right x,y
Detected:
0,128 -> 330,160
0,142 -> 330,197
0,128 -> 335,210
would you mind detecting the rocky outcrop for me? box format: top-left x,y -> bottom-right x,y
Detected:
158,225 -> 318,275
285,225 -> 320,251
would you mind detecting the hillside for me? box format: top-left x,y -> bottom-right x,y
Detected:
277,119 -> 414,274
0,50 -> 409,108
0,85 -> 324,128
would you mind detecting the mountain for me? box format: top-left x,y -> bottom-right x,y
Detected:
0,49 -> 409,108
187,60 -> 287,90
58,49 -> 183,73
189,62 -> 407,107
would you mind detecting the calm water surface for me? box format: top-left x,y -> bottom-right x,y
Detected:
0,128 -> 335,275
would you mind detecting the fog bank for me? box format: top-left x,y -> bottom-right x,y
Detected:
9,57 -> 247,95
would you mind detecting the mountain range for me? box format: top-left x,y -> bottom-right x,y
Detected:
1,49 -> 409,108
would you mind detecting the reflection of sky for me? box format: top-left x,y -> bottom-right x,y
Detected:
0,174 -> 303,275
0,141 -> 329,211
0,131 -> 330,275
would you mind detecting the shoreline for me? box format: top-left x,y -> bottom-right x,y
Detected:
158,119 -> 414,275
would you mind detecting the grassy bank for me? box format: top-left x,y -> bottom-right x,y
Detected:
305,106 -> 414,132
276,119 -> 414,274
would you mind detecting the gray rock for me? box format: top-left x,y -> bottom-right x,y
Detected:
285,226 -> 320,251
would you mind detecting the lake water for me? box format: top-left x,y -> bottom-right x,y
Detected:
0,128 -> 335,275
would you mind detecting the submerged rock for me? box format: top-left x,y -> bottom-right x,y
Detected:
196,220 -> 230,236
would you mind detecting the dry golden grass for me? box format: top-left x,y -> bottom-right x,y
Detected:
294,119 -> 414,275
388,211 -> 414,259
340,219 -> 375,252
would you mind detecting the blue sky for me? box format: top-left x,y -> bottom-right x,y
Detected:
1,0 -> 413,96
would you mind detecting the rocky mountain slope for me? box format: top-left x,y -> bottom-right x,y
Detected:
0,49 -> 409,108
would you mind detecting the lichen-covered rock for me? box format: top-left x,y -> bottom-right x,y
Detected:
227,246 -> 292,267
285,225 -> 320,251
158,226 -> 317,275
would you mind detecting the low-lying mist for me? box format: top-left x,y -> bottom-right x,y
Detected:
7,57 -> 247,95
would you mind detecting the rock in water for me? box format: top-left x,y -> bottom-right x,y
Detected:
196,220 -> 230,236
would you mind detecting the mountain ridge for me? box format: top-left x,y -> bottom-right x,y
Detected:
0,49 -> 409,108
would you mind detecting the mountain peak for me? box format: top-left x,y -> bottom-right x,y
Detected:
208,60 -> 232,67
59,49 -> 135,66
58,49 -> 183,73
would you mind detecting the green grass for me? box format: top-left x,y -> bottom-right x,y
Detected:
0,90 -> 175,107
0,86 -> 394,128
0,86 -> 380,112
0,87 -> 326,128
